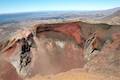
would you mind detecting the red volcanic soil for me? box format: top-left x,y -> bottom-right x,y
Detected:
0,58 -> 22,80
53,23 -> 85,45
36,22 -> 85,45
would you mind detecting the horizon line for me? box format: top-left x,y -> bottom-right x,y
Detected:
0,7 -> 119,15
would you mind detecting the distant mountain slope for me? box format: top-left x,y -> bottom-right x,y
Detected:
101,10 -> 120,24
0,7 -> 120,25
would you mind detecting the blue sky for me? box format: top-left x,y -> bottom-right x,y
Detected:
0,0 -> 120,14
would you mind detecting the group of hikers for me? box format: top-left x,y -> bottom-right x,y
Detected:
19,33 -> 34,72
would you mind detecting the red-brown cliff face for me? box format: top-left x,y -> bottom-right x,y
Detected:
0,21 -> 120,80
35,22 -> 85,45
